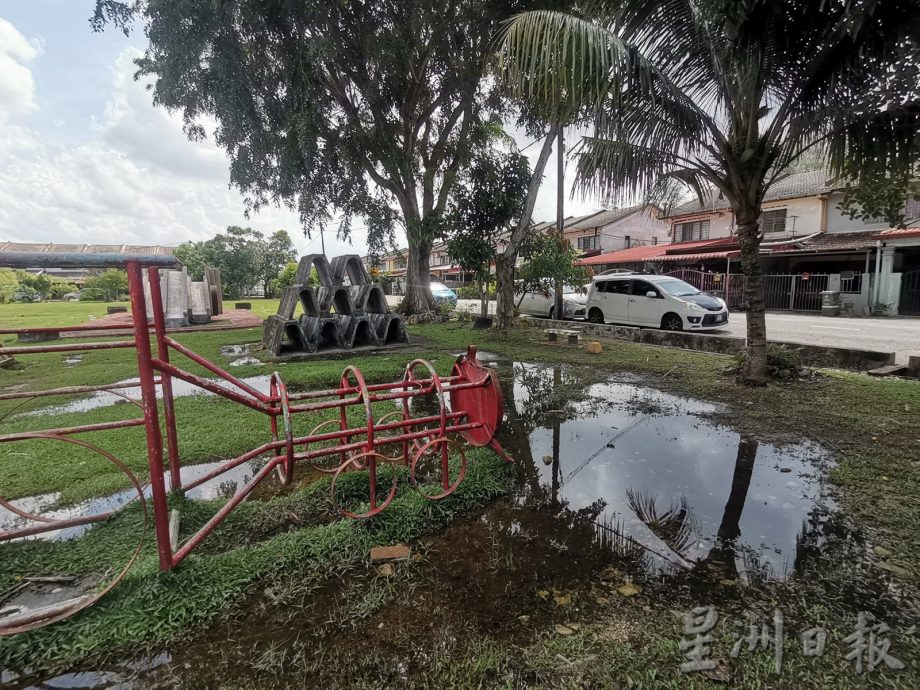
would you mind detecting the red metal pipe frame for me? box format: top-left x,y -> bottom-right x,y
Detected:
0,341 -> 135,356
147,266 -> 181,491
2,262 -> 503,577
0,379 -> 162,402
126,260 -> 173,572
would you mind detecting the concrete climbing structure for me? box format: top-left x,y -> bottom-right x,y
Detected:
262,253 -> 408,355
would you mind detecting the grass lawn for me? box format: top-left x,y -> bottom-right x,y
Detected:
0,300 -> 131,329
2,302 -> 919,687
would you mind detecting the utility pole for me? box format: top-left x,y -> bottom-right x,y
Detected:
554,124 -> 564,319
319,225 -> 326,256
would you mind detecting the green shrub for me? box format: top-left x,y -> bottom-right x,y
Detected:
733,344 -> 802,379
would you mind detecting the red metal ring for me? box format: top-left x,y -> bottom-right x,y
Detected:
330,451 -> 398,519
0,433 -> 147,636
409,437 -> 467,501
305,419 -> 360,473
402,359 -> 449,458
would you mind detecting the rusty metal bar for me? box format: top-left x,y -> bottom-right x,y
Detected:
0,379 -> 161,402
0,418 -> 145,442
0,323 -> 133,335
0,510 -> 116,541
0,341 -> 134,356
162,336 -> 270,403
147,266 -> 181,491
151,359 -> 269,414
0,251 -> 180,269
126,261 -> 172,572
171,457 -> 280,566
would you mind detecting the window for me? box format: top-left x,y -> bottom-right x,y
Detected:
624,235 -> 632,249
652,236 -> 658,245
676,220 -> 710,242
600,280 -> 631,295
577,235 -> 599,251
904,198 -> 920,221
760,208 -> 787,234
395,258 -> 407,269
631,280 -> 661,297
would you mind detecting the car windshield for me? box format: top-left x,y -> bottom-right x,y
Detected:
430,282 -> 449,291
655,278 -> 701,297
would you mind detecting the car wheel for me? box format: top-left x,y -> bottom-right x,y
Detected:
661,313 -> 684,331
588,308 -> 604,324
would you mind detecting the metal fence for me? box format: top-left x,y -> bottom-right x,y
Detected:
664,269 -> 838,312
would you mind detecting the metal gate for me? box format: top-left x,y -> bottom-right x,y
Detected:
664,269 -> 831,311
901,269 -> 920,315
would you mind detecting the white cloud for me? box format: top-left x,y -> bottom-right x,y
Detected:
0,44 -> 370,256
0,17 -> 41,119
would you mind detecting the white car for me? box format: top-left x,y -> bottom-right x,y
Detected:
517,284 -> 587,319
585,274 -> 729,331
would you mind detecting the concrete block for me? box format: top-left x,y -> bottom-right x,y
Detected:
163,269 -> 189,327
908,356 -> 920,379
189,282 -> 211,324
295,254 -> 335,286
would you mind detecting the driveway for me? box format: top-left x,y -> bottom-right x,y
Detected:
385,295 -> 920,364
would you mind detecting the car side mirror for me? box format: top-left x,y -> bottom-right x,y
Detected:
646,291 -> 658,298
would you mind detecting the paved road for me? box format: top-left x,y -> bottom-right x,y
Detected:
386,295 -> 920,364
719,312 -> 920,364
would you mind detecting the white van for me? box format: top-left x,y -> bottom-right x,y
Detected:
517,284 -> 587,319
585,274 -> 728,331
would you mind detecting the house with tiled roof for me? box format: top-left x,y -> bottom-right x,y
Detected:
578,171 -> 920,316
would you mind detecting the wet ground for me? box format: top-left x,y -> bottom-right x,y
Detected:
2,358 -> 900,688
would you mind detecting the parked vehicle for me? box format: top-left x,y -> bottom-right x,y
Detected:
430,281 -> 458,308
585,274 -> 728,331
517,284 -> 587,319
12,290 -> 42,303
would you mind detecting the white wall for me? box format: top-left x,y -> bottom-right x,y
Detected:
567,211 -> 670,252
825,191 -> 890,234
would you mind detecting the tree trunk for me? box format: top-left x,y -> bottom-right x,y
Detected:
736,216 -> 768,385
495,125 -> 559,329
495,254 -> 516,326
399,241 -> 434,314
479,278 -> 488,317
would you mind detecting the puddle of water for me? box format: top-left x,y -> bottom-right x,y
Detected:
21,375 -> 272,417
0,459 -> 275,541
500,362 -> 834,582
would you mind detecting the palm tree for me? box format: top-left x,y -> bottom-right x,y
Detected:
498,0 -> 920,383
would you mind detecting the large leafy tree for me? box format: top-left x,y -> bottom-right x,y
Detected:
175,226 -> 264,299
499,0 -> 920,383
259,230 -> 297,297
92,0 -> 557,315
446,140 -> 531,317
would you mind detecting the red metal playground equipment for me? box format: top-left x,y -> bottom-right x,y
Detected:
0,253 -> 509,634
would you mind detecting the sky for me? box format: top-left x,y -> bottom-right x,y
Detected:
0,2 -> 597,257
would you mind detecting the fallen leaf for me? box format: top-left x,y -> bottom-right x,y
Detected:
595,596 -> 610,605
617,583 -> 641,597
376,563 -> 395,577
555,624 -> 575,636
598,566 -> 619,581
537,590 -> 550,600
553,593 -> 572,607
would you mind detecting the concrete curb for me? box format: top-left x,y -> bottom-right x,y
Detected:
526,317 -> 896,372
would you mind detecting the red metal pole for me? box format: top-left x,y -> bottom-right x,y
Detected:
147,266 -> 181,491
0,341 -> 134,356
126,261 -> 173,572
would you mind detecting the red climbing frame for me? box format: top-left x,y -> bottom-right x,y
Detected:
0,255 -> 510,629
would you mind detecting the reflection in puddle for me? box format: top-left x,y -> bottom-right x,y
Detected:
21,375 -> 272,417
0,460 -> 267,541
500,362 -> 834,582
